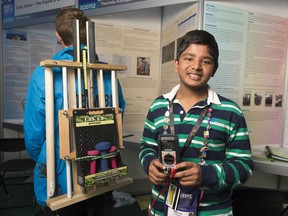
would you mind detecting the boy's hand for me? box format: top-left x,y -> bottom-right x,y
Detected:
148,159 -> 168,185
173,162 -> 202,186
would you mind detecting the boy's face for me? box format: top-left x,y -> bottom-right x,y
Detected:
174,44 -> 215,90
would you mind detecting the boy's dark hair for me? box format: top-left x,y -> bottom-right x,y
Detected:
55,8 -> 89,46
176,30 -> 219,75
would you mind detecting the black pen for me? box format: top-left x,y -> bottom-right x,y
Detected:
123,134 -> 134,138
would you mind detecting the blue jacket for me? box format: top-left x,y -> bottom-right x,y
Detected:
24,46 -> 126,206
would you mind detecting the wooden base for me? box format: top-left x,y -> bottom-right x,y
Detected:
46,177 -> 133,211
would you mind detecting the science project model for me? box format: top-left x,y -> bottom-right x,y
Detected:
41,19 -> 132,211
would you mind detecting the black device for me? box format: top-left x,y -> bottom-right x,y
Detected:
158,134 -> 180,174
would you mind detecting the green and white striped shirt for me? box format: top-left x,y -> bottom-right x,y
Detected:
139,85 -> 253,216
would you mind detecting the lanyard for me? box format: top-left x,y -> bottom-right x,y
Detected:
168,101 -> 210,157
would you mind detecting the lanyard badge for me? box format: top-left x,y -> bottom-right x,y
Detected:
165,183 -> 199,216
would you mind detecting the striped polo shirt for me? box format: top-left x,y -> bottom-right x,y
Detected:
139,84 -> 253,216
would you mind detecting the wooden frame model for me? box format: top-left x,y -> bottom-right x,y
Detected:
42,19 -> 132,211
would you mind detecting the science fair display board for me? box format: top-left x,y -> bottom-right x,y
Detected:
2,0 -> 288,147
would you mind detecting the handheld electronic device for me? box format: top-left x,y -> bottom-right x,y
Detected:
158,134 -> 180,174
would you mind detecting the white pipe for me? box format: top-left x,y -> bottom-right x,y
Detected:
45,67 -> 55,199
65,160 -> 72,198
86,21 -> 94,108
62,67 -> 68,110
111,70 -> 118,108
97,69 -> 105,107
62,66 -> 72,198
75,19 -> 82,108
77,69 -> 82,108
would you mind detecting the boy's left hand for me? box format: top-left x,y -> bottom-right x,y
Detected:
173,162 -> 202,186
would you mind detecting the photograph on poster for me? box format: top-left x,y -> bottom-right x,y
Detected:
137,57 -> 150,76
275,95 -> 282,107
6,33 -> 27,41
162,41 -> 175,64
254,93 -> 262,106
265,94 -> 273,107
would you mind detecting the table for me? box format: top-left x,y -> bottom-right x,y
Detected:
3,119 -> 23,131
252,145 -> 288,177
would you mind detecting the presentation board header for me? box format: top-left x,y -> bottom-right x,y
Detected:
2,0 -> 75,27
2,0 -> 147,27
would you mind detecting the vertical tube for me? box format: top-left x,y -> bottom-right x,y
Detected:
73,19 -> 80,63
45,67 -> 55,199
87,20 -> 96,108
77,71 -> 82,108
65,161 -> 72,198
62,67 -> 68,110
197,0 -> 205,30
86,20 -> 97,64
97,69 -> 105,107
111,70 -> 118,108
62,67 -> 72,198
73,19 -> 82,108
70,18 -> 81,199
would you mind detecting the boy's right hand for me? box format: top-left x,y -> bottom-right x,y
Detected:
148,159 -> 168,185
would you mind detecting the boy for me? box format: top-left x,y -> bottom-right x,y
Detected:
24,8 -> 125,216
139,30 -> 253,216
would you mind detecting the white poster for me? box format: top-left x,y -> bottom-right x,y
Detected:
205,2 -> 288,145
160,4 -> 199,95
94,23 -> 161,132
3,29 -> 57,119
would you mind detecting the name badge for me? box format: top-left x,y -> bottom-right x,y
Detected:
165,183 -> 198,216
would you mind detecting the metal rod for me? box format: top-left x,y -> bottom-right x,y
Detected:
73,19 -> 82,108
197,0 -> 205,30
86,21 -> 95,108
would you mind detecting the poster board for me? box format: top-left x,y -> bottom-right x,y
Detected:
2,1 -> 288,146
3,25 -> 61,119
160,1 -> 288,146
206,2 -> 288,146
91,8 -> 162,132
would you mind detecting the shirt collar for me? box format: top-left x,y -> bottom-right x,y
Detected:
163,84 -> 221,105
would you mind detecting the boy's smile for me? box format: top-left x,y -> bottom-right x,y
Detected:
174,44 -> 215,90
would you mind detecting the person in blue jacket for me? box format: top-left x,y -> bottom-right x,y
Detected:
24,8 -> 125,216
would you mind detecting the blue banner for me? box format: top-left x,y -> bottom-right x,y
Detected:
2,1 -> 14,23
78,0 -> 146,11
